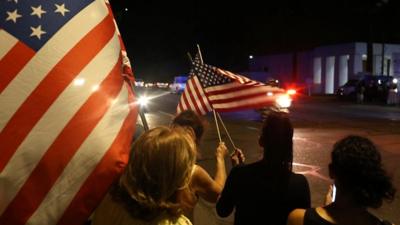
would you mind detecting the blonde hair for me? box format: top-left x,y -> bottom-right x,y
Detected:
117,126 -> 196,220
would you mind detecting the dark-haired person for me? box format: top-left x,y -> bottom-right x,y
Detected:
92,127 -> 196,225
287,135 -> 396,225
216,112 -> 310,225
171,110 -> 241,221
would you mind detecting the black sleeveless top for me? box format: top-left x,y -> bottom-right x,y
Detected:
303,208 -> 393,225
304,209 -> 334,225
216,161 -> 311,225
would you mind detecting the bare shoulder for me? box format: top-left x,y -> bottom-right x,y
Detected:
287,209 -> 306,225
191,165 -> 214,187
190,164 -> 221,202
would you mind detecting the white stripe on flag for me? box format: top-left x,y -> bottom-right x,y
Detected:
187,79 -> 206,115
0,29 -> 18,60
182,84 -> 197,113
178,95 -> 188,112
0,31 -> 120,214
226,71 -> 247,83
206,82 -> 282,93
208,85 -> 277,101
193,76 -> 212,112
212,94 -> 276,109
27,85 -> 130,225
205,82 -> 242,92
0,1 -> 108,132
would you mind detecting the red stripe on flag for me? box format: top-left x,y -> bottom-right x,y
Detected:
182,90 -> 194,114
0,15 -> 115,172
0,42 -> 35,93
205,82 -> 260,95
210,89 -> 275,104
214,101 -> 274,112
177,103 -> 184,114
209,92 -> 272,105
186,82 -> 203,115
0,57 -> 124,225
57,85 -> 137,225
191,77 -> 211,114
177,96 -> 186,114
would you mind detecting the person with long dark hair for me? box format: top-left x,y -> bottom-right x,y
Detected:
216,111 -> 310,225
287,135 -> 396,225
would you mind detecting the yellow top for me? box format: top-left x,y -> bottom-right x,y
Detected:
92,194 -> 192,225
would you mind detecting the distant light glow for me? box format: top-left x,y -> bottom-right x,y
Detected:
124,8 -> 128,11
249,55 -> 253,59
276,94 -> 292,108
378,79 -> 382,85
137,96 -> 149,107
287,89 -> 297,95
393,78 -> 398,84
92,84 -> 99,92
267,92 -> 273,96
73,78 -> 85,86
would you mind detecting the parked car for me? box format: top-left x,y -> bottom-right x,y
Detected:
336,75 -> 396,102
336,79 -> 360,99
170,76 -> 188,94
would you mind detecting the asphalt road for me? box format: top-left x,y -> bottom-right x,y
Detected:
137,88 -> 400,225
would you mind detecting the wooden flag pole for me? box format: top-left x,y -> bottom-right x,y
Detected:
127,80 -> 149,131
213,110 -> 222,142
196,44 -> 204,64
196,44 -> 222,142
187,52 -> 193,63
216,112 -> 236,150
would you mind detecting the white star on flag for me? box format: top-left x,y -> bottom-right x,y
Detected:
31,5 -> 47,18
54,3 -> 70,16
6,9 -> 22,23
30,25 -> 46,39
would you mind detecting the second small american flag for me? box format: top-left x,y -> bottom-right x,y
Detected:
177,60 -> 285,115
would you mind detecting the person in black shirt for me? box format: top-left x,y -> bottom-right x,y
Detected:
287,135 -> 396,225
216,111 -> 310,225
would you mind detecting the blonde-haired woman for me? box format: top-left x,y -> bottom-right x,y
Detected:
92,127 -> 196,225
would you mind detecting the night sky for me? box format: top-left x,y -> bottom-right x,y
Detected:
110,0 -> 400,82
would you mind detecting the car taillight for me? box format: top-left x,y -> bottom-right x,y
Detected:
287,89 -> 297,95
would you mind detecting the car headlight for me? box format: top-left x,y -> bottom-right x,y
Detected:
275,94 -> 292,108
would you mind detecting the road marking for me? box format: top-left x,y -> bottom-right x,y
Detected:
159,111 -> 174,118
246,126 -> 258,130
293,162 -> 331,182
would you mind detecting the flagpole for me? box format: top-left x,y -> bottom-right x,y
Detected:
196,44 -> 222,142
216,112 -> 236,150
196,44 -> 204,64
128,80 -> 149,131
187,52 -> 193,63
213,110 -> 222,142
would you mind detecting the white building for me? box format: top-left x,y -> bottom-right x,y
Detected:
248,42 -> 400,94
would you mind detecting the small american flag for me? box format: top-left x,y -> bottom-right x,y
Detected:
177,59 -> 285,115
0,0 -> 137,224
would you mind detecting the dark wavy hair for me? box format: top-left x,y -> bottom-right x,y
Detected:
171,110 -> 206,145
260,112 -> 293,177
330,135 -> 396,208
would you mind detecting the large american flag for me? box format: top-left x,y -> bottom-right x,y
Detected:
177,59 -> 285,115
0,0 -> 138,224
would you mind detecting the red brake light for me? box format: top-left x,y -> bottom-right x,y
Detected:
287,89 -> 297,95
